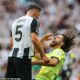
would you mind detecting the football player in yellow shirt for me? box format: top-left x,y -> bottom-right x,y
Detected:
32,30 -> 75,80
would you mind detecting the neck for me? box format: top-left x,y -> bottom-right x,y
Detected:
54,45 -> 61,49
26,12 -> 33,18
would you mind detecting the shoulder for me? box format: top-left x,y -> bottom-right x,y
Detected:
24,16 -> 33,21
31,18 -> 39,27
50,49 -> 66,61
32,18 -> 38,23
52,49 -> 65,56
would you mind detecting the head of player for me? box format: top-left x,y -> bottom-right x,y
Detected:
26,3 -> 41,19
50,29 -> 75,52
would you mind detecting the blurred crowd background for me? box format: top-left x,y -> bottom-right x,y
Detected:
0,0 -> 80,80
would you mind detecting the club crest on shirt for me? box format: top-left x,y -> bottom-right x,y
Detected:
56,51 -> 62,56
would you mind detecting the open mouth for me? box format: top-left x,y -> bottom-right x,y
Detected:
52,40 -> 55,44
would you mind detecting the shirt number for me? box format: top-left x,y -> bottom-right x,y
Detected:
15,25 -> 23,42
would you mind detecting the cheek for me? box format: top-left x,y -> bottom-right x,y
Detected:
56,39 -> 61,44
34,13 -> 39,17
37,12 -> 40,16
37,14 -> 40,17
56,39 -> 59,42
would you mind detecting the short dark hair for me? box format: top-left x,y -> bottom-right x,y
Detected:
62,29 -> 75,52
27,3 -> 41,11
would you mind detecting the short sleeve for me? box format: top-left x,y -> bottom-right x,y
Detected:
31,18 -> 39,34
50,49 -> 65,62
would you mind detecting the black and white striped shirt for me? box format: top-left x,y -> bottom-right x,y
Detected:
9,16 -> 39,58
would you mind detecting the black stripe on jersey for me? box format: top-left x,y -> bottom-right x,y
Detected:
31,18 -> 39,34
12,48 -> 19,57
51,56 -> 59,63
23,47 -> 30,57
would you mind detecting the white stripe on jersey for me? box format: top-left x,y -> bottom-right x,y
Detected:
9,16 -> 34,58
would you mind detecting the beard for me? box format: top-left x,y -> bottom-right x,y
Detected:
50,40 -> 57,47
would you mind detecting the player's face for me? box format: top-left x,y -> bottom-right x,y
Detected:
50,35 -> 64,47
32,9 -> 40,19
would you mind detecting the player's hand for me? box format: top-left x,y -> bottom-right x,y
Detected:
41,33 -> 53,41
42,55 -> 50,63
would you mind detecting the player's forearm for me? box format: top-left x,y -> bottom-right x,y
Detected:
34,49 -> 41,59
32,60 -> 44,65
33,37 -> 45,57
32,60 -> 55,66
10,37 -> 13,49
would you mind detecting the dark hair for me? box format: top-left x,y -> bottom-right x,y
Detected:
62,29 -> 75,52
27,3 -> 41,11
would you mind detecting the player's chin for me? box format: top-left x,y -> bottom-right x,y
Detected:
50,43 -> 56,47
